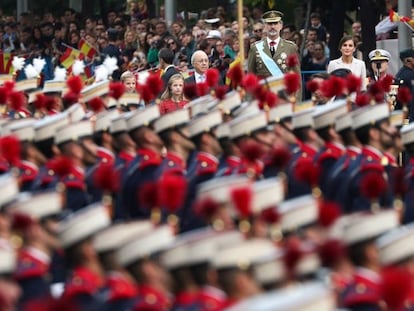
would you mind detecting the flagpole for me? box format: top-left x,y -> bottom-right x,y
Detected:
61,42 -> 82,53
237,0 -> 245,71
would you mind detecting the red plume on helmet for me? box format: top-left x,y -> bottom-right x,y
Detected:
11,212 -> 34,232
109,82 -> 126,100
286,54 -> 299,69
93,162 -> 120,193
380,266 -> 413,311
240,140 -> 266,162
284,72 -> 301,95
0,135 -> 21,166
306,80 -> 319,93
241,73 -> 259,93
378,74 -> 394,93
294,156 -> 320,187
214,85 -> 228,100
8,91 -> 26,111
183,83 -> 198,100
397,86 -> 413,104
158,174 -> 188,213
360,171 -> 387,201
346,74 -> 362,93
146,73 -> 164,99
355,93 -> 371,107
318,200 -> 341,228
205,68 -> 220,88
230,185 -> 253,218
193,197 -> 220,219
317,239 -> 347,268
138,181 -> 159,210
227,63 -> 243,88
62,91 -> 79,107
267,145 -> 292,170
48,156 -> 73,178
34,93 -> 46,110
368,81 -> 385,103
196,82 -> 210,96
259,207 -> 280,224
88,97 -> 105,113
320,76 -> 345,98
283,236 -> 304,274
66,75 -> 83,95
0,86 -> 10,104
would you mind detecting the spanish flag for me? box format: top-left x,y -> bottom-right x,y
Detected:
225,56 -> 241,86
78,38 -> 97,59
60,47 -> 81,69
0,52 -> 13,74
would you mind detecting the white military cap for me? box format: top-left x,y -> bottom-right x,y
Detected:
4,118 -> 36,141
54,120 -> 93,145
15,78 -> 38,92
401,122 -> 414,145
126,105 -> 160,132
93,221 -> 153,253
312,99 -> 348,130
352,103 -> 390,130
118,93 -> 141,107
81,80 -> 110,102
109,112 -> 131,135
197,175 -> 251,204
217,90 -> 242,115
0,174 -> 19,207
117,225 -> 175,267
42,80 -> 66,94
292,107 -> 315,129
34,113 -> 70,142
226,281 -> 335,311
343,210 -> 399,246
215,123 -> 231,140
390,110 -> 404,128
188,109 -> 222,137
230,111 -> 268,139
251,177 -> 284,214
369,49 -> 391,62
268,103 -> 293,124
279,195 -> 318,233
0,249 -> 16,275
58,203 -> 111,248
9,191 -> 62,220
377,223 -> 414,266
66,103 -> 86,123
186,94 -> 217,117
94,109 -> 120,132
335,112 -> 352,132
154,108 -> 190,133
253,248 -> 286,285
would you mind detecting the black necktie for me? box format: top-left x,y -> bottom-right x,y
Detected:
270,41 -> 276,57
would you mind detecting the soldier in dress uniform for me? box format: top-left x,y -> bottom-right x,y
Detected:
153,108 -> 194,178
229,110 -> 275,180
286,108 -> 323,199
377,224 -> 414,311
59,203 -> 111,311
400,123 -> 414,223
0,248 -> 20,311
9,191 -> 63,307
247,10 -> 300,78
3,119 -> 45,191
339,103 -> 396,213
262,103 -> 295,179
312,100 -> 348,197
340,210 -> 399,310
395,49 -> 414,119
116,225 -> 175,311
86,109 -> 120,204
180,110 -> 223,232
31,113 -> 70,190
109,113 -> 136,171
324,112 -> 362,202
120,106 -> 163,220
212,239 -> 270,308
93,221 -> 153,311
54,120 -> 96,211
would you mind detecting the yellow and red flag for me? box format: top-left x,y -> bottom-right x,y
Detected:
78,38 -> 97,59
0,52 -> 13,74
60,47 -> 82,69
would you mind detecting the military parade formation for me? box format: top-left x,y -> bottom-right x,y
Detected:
2,6 -> 414,311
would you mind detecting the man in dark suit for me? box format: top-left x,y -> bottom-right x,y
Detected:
247,10 -> 300,78
184,50 -> 210,85
159,47 -> 179,90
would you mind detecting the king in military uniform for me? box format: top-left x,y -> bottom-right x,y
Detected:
247,10 -> 300,78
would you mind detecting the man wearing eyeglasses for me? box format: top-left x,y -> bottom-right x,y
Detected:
185,50 -> 210,85
247,10 -> 300,79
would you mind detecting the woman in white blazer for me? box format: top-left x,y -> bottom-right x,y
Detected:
327,35 -> 367,91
